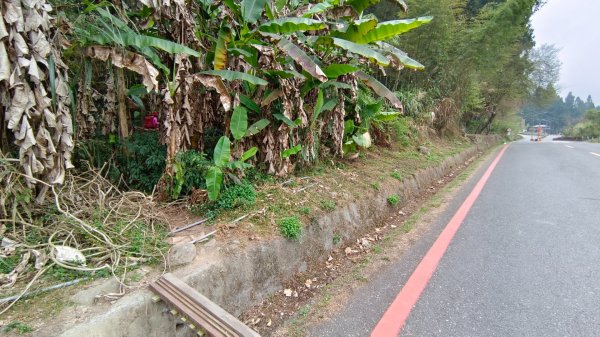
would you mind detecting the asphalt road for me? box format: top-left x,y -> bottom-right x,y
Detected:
310,138 -> 600,337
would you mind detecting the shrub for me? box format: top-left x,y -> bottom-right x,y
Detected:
279,216 -> 302,240
215,181 -> 257,211
391,171 -> 402,180
387,195 -> 400,206
299,207 -> 311,215
320,200 -> 336,211
74,132 -> 167,194
172,150 -> 212,198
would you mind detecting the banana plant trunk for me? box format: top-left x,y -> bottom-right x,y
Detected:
116,67 -> 130,138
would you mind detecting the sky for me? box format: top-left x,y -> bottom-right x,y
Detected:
531,0 -> 600,103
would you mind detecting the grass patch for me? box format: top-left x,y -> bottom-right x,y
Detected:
299,206 -> 311,215
372,245 -> 383,254
332,233 -> 341,245
298,304 -> 311,318
320,200 -> 336,211
387,195 -> 400,206
390,171 -> 402,180
370,182 -> 380,190
3,321 -> 33,334
278,216 -> 302,240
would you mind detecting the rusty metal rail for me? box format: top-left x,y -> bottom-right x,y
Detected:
150,273 -> 261,337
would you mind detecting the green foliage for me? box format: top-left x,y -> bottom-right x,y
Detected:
48,266 -> 96,282
299,207 -> 311,215
386,118 -> 413,147
320,200 -> 336,211
231,106 -> 249,140
200,70 -> 269,86
215,181 -> 257,211
564,109 -> 600,140
259,18 -> 327,34
332,233 -> 341,245
241,0 -> 268,23
0,252 -> 22,274
172,151 -> 212,198
387,195 -> 400,206
281,144 -> 303,158
206,167 -> 224,201
74,132 -> 166,194
3,321 -> 33,334
278,216 -> 302,240
391,171 -> 402,180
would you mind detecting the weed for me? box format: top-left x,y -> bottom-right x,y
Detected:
299,206 -> 311,215
298,304 -> 311,318
48,266 -> 88,282
387,195 -> 400,206
390,171 -> 402,180
172,150 -> 211,197
0,252 -> 22,274
216,181 -> 256,210
74,132 -> 167,193
372,245 -> 383,254
320,200 -> 336,211
332,234 -> 341,245
3,322 -> 33,334
370,182 -> 380,190
278,217 -> 302,240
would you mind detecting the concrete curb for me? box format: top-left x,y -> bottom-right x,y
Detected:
57,136 -> 500,337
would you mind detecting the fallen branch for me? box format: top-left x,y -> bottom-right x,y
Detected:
169,218 -> 209,236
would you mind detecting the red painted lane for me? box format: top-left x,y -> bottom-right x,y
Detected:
371,144 -> 510,337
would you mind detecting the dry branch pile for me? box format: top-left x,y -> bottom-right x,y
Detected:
0,154 -> 168,313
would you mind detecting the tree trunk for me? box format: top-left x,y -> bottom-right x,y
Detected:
116,67 -> 129,138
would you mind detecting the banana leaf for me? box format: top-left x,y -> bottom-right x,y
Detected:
200,70 -> 268,86
259,18 -> 326,34
332,38 -> 389,65
276,38 -> 328,82
356,16 -> 433,44
356,71 -> 403,110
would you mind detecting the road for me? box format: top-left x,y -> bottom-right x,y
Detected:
309,137 -> 600,337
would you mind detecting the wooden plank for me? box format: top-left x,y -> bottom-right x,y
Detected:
162,274 -> 261,337
150,273 -> 261,337
153,279 -> 231,336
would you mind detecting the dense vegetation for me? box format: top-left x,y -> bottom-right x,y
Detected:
1,0 -> 554,202
370,0 -> 545,135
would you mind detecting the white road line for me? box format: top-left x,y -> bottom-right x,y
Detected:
590,152 -> 600,158
565,145 -> 574,149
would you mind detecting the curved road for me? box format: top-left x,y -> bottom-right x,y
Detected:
310,138 -> 600,337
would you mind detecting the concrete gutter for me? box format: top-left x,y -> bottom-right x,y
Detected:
55,136 -> 500,337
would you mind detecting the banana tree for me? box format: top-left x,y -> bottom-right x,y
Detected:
74,0 -> 431,198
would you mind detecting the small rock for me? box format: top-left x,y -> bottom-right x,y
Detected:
305,279 -> 313,288
360,239 -> 371,249
283,288 -> 293,297
168,242 -> 196,267
418,145 -> 431,155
